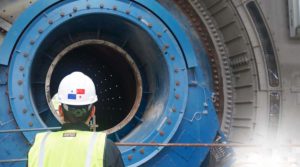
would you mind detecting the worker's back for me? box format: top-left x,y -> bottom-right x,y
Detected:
28,72 -> 124,167
28,130 -> 106,167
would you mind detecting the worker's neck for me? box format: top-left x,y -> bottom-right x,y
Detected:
61,122 -> 90,131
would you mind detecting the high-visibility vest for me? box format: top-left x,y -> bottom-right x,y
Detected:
28,130 -> 106,167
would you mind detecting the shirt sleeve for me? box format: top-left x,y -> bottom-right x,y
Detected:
103,139 -> 125,167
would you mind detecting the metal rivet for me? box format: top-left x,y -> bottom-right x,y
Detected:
28,122 -> 33,127
48,19 -> 53,24
170,56 -> 175,61
19,94 -> 24,100
38,29 -> 43,34
167,119 -> 172,125
174,69 -> 179,73
87,4 -> 91,9
31,113 -> 35,117
139,149 -> 144,154
125,10 -> 130,14
175,94 -> 180,99
60,12 -> 65,17
23,52 -> 29,57
100,4 -> 104,8
113,6 -> 117,10
148,23 -> 152,28
138,16 -> 142,20
22,108 -> 27,114
157,33 -> 162,38
171,107 -> 176,112
159,131 -> 164,136
19,66 -> 24,71
132,148 -> 136,152
164,44 -> 169,49
30,40 -> 35,45
176,81 -> 180,86
17,80 -> 23,85
128,155 -> 133,160
73,7 -> 77,12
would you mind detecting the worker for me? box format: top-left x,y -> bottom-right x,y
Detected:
28,72 -> 124,167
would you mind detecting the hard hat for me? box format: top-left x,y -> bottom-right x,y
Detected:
57,72 -> 98,105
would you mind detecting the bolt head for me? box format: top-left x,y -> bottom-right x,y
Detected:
38,29 -> 43,34
17,80 -> 23,85
19,66 -> 24,71
23,52 -> 29,57
139,149 -> 144,154
171,107 -> 176,112
48,20 -> 53,24
30,40 -> 35,45
19,94 -> 24,100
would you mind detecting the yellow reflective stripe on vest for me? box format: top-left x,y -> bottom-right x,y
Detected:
28,130 -> 106,167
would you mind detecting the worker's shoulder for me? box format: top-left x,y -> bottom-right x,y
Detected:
105,138 -> 119,150
105,138 -> 114,145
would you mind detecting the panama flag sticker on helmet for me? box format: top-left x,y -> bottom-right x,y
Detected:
68,89 -> 85,100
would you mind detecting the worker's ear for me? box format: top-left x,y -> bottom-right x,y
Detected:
86,106 -> 95,124
90,105 -> 96,117
58,105 -> 64,117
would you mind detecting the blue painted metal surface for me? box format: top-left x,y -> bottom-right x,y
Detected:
0,0 -> 220,166
134,0 -> 198,68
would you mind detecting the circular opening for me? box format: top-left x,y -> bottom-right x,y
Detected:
31,13 -> 169,140
46,40 -> 142,133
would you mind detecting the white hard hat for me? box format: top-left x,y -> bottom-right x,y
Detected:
57,72 -> 98,105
